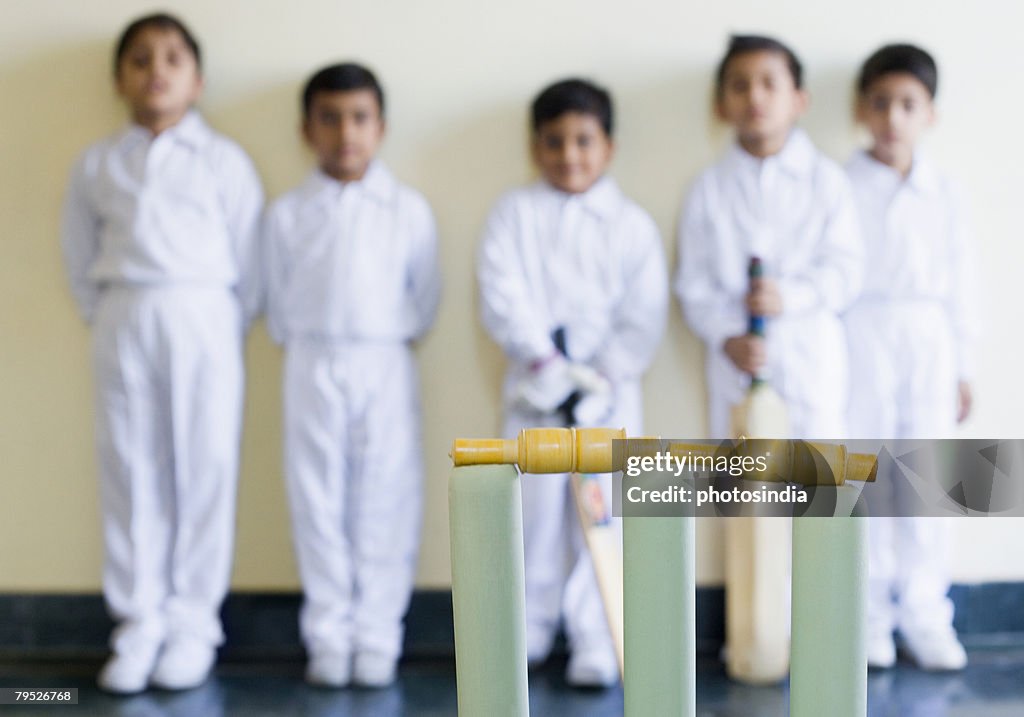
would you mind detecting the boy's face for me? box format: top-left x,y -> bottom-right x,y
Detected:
716,50 -> 807,155
532,112 -> 613,195
116,26 -> 203,130
303,89 -> 384,182
857,73 -> 935,163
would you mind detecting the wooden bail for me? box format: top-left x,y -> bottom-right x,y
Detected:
451,427 -> 627,473
450,431 -> 876,483
574,427 -> 627,473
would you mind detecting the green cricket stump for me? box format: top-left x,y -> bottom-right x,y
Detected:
449,465 -> 530,717
447,432 -> 869,717
790,485 -> 867,717
623,515 -> 696,717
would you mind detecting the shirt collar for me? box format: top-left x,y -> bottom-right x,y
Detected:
359,160 -> 397,202
118,110 -> 210,151
850,150 -> 939,194
539,175 -> 623,221
725,127 -> 817,178
307,160 -> 396,204
905,154 -> 939,193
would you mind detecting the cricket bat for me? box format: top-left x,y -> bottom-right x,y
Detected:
550,326 -> 625,679
725,256 -> 792,684
570,472 -> 625,678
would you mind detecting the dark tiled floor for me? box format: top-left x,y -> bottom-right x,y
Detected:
2,647 -> 1023,716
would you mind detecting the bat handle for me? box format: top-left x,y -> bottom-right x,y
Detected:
748,314 -> 766,337
747,256 -> 766,338
747,256 -> 768,384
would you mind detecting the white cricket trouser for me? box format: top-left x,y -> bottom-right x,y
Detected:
846,301 -> 957,634
504,381 -> 641,658
284,341 -> 423,659
92,286 -> 243,653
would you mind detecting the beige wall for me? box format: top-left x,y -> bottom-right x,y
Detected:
2,0 -> 1021,592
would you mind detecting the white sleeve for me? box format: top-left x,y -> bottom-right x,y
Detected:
60,153 -> 101,324
948,184 -> 981,380
261,205 -> 289,346
674,179 -> 746,351
777,168 -> 864,315
222,147 -> 265,328
592,212 -> 668,382
404,196 -> 442,341
477,197 -> 557,365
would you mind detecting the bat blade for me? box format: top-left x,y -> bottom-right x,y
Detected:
724,510 -> 792,684
732,381 -> 791,439
726,379 -> 792,684
571,472 -> 625,678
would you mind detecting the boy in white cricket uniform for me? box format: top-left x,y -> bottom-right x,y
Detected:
846,44 -> 976,671
61,13 -> 263,694
676,36 -> 862,441
263,63 -> 440,688
478,78 -> 667,687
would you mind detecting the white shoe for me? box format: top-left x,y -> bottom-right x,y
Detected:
352,652 -> 398,687
97,642 -> 162,694
867,628 -> 896,669
306,650 -> 351,688
150,637 -> 216,690
526,627 -> 555,667
900,627 -> 967,671
566,646 -> 619,688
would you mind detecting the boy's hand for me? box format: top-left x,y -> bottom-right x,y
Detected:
567,363 -> 611,397
514,354 -> 576,413
746,278 -> 783,317
957,381 -> 973,423
724,335 -> 766,375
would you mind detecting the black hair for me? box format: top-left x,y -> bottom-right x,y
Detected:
114,13 -> 201,75
715,35 -> 803,95
858,44 -> 938,98
531,78 -> 613,137
302,63 -> 385,118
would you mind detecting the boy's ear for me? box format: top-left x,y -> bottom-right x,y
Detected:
529,134 -> 541,164
713,93 -> 727,122
794,88 -> 809,117
192,74 -> 205,103
114,67 -> 128,99
853,94 -> 867,124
